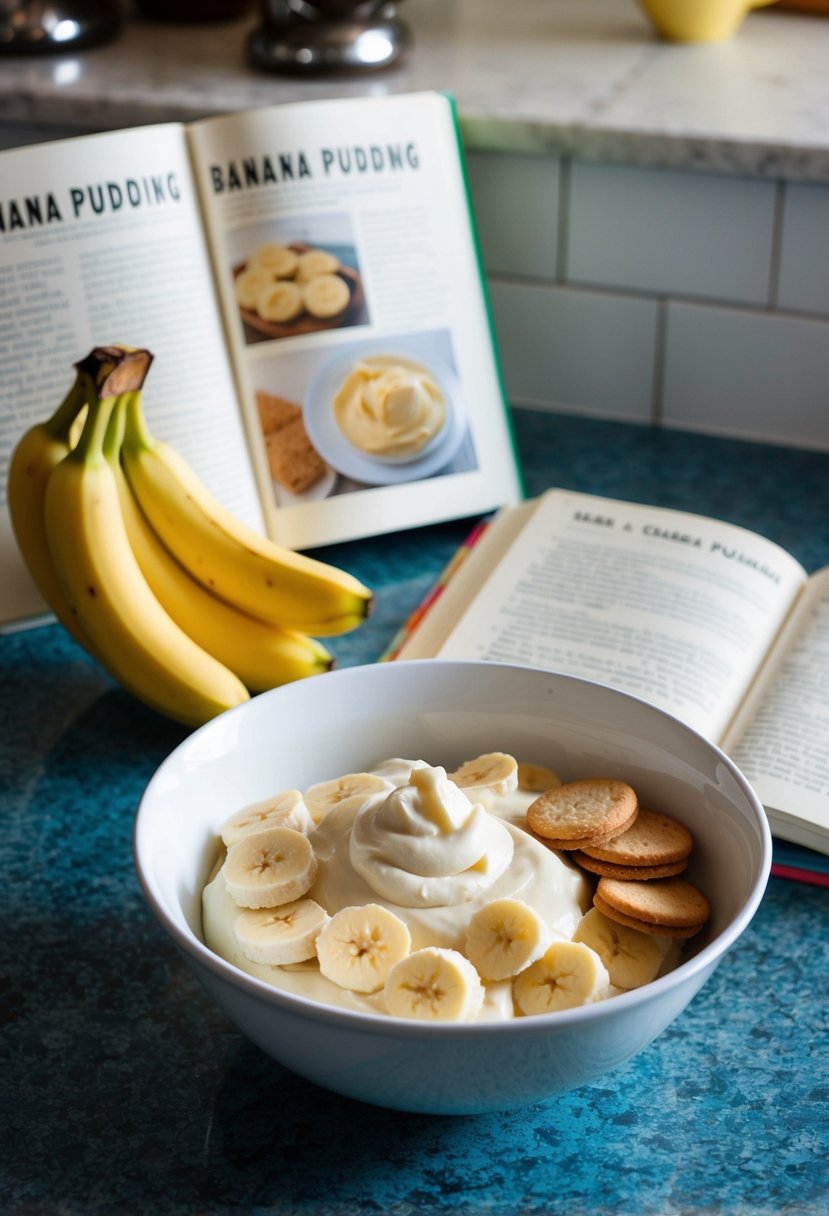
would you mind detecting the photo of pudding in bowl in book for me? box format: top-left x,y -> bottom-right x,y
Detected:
331,353 -> 448,463
302,335 -> 470,486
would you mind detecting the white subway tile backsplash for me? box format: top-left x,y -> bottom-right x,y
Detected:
777,182 -> 829,318
662,302 -> 829,450
465,151 -> 560,280
489,280 -> 657,421
567,162 -> 777,306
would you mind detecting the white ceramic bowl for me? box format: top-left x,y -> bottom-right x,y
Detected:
133,660 -> 770,1115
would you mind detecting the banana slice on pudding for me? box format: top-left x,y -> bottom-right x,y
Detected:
222,826 -> 317,908
317,903 -> 411,993
384,947 -> 485,1022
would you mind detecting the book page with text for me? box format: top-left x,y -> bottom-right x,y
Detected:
0,124 -> 263,629
186,92 -> 521,550
436,490 -> 806,740
722,566 -> 829,848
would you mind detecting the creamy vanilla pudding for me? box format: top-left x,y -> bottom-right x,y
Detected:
202,755 -> 683,1022
331,356 -> 446,459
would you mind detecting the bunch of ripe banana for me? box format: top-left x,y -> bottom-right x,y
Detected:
7,345 -> 374,728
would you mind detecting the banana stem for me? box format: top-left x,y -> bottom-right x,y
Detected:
75,345 -> 154,399
121,388 -> 154,453
44,377 -> 89,443
102,393 -> 129,465
71,346 -> 153,466
71,394 -> 117,466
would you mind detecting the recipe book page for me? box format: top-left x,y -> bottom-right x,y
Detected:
722,568 -> 829,848
186,91 -> 523,552
0,123 -> 263,629
429,490 -> 807,741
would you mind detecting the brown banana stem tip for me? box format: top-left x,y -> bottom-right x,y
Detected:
74,346 -> 154,398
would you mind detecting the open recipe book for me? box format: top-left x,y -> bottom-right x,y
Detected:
391,490 -> 829,855
0,91 -> 521,629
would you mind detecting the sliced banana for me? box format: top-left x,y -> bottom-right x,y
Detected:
234,898 -> 329,966
235,267 -> 274,311
572,906 -> 664,990
464,897 -> 551,981
448,752 -> 519,797
517,762 -> 562,793
257,280 -> 303,322
302,273 -> 350,319
384,947 -> 485,1022
220,790 -> 314,847
222,826 -> 317,909
513,940 -> 610,1015
316,903 -> 411,993
304,772 -> 393,824
295,248 -> 341,282
250,243 -> 299,278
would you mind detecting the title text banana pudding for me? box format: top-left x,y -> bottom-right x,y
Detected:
202,754 -> 704,1022
331,356 -> 446,459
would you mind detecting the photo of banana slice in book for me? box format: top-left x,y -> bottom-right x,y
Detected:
234,240 -> 368,343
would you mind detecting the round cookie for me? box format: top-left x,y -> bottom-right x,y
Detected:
571,851 -> 688,880
581,807 -> 693,867
529,809 -> 638,852
592,895 -> 702,939
595,876 -> 710,937
527,778 -> 638,846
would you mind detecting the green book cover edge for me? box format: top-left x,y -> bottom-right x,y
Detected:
441,90 -> 527,502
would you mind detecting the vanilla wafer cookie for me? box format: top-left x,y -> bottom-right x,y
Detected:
594,876 -> 710,938
529,813 -> 638,853
581,807 -> 693,867
571,852 -> 688,880
527,778 -> 638,847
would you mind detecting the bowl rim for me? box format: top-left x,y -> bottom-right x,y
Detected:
133,659 -> 772,1040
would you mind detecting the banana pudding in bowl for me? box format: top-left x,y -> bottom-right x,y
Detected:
134,660 -> 771,1114
202,757 -> 693,1022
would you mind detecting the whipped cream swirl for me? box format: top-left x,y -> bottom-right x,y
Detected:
349,766 -> 514,908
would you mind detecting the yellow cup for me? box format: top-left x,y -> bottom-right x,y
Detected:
638,0 -> 779,42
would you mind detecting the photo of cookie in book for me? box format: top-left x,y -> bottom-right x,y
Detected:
255,390 -> 333,501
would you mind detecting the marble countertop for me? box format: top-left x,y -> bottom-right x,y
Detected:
2,408 -> 828,1214
1,0 -> 829,181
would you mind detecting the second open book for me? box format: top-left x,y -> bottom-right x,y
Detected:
393,489 -> 829,855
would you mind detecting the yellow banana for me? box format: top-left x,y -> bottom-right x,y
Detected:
119,392 -> 373,636
6,346 -> 146,649
7,374 -> 92,648
105,394 -> 334,692
43,372 -> 250,728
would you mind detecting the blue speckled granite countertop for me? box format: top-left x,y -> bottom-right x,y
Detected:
2,408 -> 828,1215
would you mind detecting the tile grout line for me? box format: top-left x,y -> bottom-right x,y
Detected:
768,179 -> 786,309
556,157 -> 571,284
651,299 -> 668,426
484,270 -> 829,326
